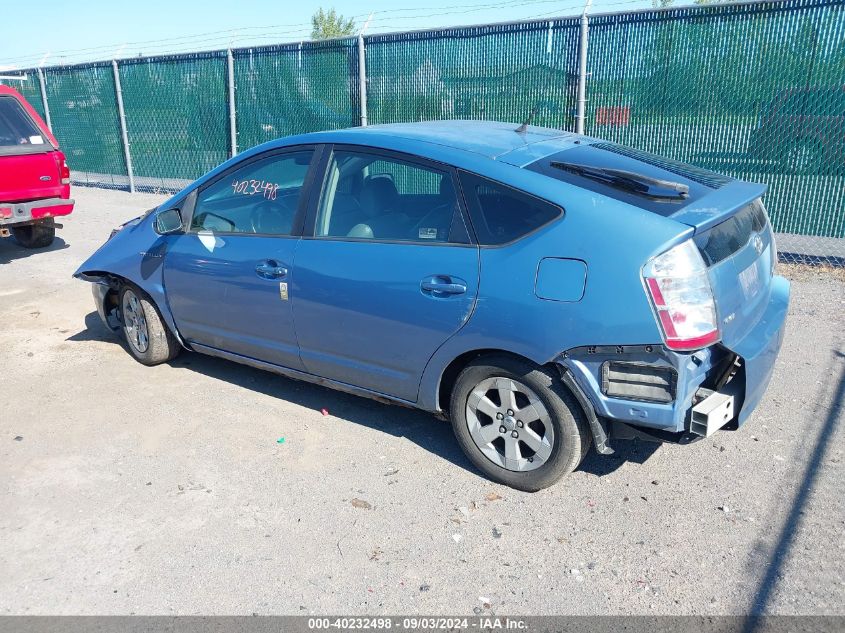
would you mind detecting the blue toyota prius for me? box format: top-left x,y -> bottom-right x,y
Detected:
75,121 -> 790,491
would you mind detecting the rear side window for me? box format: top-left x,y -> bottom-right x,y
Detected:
458,172 -> 561,245
0,96 -> 46,148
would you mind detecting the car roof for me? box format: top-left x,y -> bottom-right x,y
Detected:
172,120 -> 586,213
290,120 -> 582,162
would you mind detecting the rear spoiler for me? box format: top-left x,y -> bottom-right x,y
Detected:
669,180 -> 768,233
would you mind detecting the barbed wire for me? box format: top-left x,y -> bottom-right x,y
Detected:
1,0 -> 647,68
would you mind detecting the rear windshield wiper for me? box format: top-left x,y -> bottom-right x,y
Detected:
550,161 -> 689,201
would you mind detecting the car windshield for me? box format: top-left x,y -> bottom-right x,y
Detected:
0,96 -> 46,149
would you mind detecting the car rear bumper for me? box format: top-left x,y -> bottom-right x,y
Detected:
0,197 -> 75,226
558,275 -> 790,438
731,274 -> 790,425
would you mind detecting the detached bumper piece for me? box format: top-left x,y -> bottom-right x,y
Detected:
0,197 -> 75,226
559,368 -> 614,456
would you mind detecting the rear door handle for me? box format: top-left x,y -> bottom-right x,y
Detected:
420,275 -> 468,297
255,260 -> 288,280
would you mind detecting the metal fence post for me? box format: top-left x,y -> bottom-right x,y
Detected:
36,68 -> 52,131
227,49 -> 237,157
112,60 -> 135,193
575,0 -> 593,135
357,34 -> 368,127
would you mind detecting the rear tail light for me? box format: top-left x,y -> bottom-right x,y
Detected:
57,152 -> 71,185
643,240 -> 720,351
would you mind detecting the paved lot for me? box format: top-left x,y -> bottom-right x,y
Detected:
1,188 -> 843,615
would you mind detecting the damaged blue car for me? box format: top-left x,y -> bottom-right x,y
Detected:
75,121 -> 790,491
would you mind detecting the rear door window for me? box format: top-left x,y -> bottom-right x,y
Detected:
314,149 -> 464,243
0,96 -> 46,149
458,172 -> 561,245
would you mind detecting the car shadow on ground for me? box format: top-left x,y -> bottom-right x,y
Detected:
0,236 -> 69,264
70,310 -> 662,482
579,439 -> 661,476
66,311 -> 116,342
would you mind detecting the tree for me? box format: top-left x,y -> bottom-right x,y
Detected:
311,8 -> 356,40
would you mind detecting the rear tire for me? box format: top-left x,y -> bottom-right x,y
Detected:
12,219 -> 55,249
449,355 -> 591,492
119,284 -> 180,366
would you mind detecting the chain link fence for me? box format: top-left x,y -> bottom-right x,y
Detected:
583,0 -> 845,266
234,40 -> 361,150
2,0 -> 843,265
365,20 -> 582,128
44,62 -> 127,185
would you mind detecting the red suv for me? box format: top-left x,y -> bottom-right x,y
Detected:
0,85 -> 74,248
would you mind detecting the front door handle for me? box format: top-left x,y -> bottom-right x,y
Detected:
420,275 -> 468,297
255,260 -> 288,280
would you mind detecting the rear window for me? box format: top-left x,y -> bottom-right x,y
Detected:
0,96 -> 46,149
525,144 -> 728,217
693,200 -> 770,267
459,172 -> 562,245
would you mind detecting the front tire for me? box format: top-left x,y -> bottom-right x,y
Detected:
119,285 -> 180,366
449,355 -> 591,492
12,219 -> 55,249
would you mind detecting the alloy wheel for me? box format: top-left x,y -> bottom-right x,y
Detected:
122,290 -> 150,354
465,376 -> 555,472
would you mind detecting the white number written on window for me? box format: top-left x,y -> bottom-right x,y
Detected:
232,179 -> 280,200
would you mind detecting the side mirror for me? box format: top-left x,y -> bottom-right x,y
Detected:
154,208 -> 183,235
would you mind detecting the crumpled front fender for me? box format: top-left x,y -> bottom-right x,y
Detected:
74,213 -> 183,344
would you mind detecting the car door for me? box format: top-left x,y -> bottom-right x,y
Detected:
163,147 -> 319,370
291,146 -> 480,402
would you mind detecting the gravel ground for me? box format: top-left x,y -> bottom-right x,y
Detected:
1,187 -> 843,616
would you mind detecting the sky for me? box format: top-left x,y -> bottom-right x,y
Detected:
0,0 -> 657,69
